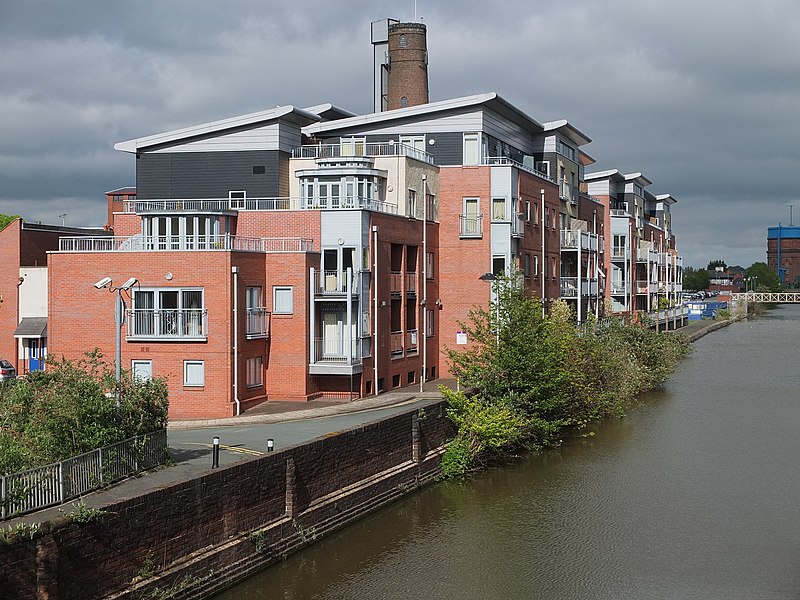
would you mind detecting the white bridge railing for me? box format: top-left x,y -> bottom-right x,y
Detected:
730,292 -> 800,303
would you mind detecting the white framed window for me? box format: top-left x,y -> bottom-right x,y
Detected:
463,133 -> 481,166
131,360 -> 152,382
340,137 -> 366,156
131,288 -> 205,338
492,255 -> 506,277
246,356 -> 263,388
229,190 -> 246,209
492,198 -> 506,221
399,135 -> 426,152
407,189 -> 417,218
273,286 -> 294,315
184,360 -> 204,387
534,255 -> 539,276
525,201 -> 531,223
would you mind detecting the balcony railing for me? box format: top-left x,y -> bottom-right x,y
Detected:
124,196 -> 398,215
245,308 -> 270,339
561,230 -> 599,251
126,309 -> 208,340
312,337 -> 363,364
611,246 -> 627,260
316,270 -> 360,296
511,212 -> 525,238
293,142 -> 435,165
459,214 -> 483,238
636,280 -> 650,294
560,278 -> 599,298
59,235 -> 313,253
483,156 -> 553,182
611,283 -> 627,295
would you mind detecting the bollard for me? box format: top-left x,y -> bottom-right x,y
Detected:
266,438 -> 274,452
212,436 -> 220,468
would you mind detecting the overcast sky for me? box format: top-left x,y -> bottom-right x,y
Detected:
1,0 -> 798,268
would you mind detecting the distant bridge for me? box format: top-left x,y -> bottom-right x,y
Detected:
729,292 -> 800,303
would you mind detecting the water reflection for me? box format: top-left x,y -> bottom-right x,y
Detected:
216,306 -> 800,599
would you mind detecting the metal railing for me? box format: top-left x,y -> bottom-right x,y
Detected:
483,156 -> 553,182
126,309 -> 208,339
459,214 -> 483,238
124,196 -> 399,215
1,430 -> 167,520
246,308 -> 270,338
611,246 -> 627,260
561,230 -> 599,251
511,212 -> 525,238
317,270 -> 360,295
311,337 -> 362,364
292,142 -> 435,164
59,235 -> 313,253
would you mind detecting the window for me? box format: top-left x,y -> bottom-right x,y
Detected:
229,190 -> 246,209
492,255 -> 506,277
246,287 -> 268,337
407,189 -> 417,218
533,202 -> 539,224
525,201 -> 531,223
184,360 -> 204,387
524,253 -> 531,278
426,309 -> 435,337
341,137 -> 366,157
552,257 -> 558,278
463,133 -> 481,166
534,255 -> 539,276
426,252 -> 435,279
461,197 -> 481,236
252,165 -> 266,175
273,286 -> 294,315
399,135 -> 426,152
399,34 -> 407,47
131,288 -> 205,338
400,96 -> 408,108
557,140 -> 576,161
492,198 -> 506,221
131,360 -> 152,382
246,356 -> 263,387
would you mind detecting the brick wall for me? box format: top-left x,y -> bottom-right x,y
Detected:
0,402 -> 455,600
0,220 -> 21,370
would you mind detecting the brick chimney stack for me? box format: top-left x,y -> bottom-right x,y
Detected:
372,19 -> 430,112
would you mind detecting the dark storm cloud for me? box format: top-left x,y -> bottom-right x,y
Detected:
1,0 -> 798,266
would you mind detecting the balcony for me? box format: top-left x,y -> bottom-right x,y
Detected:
611,246 -> 627,260
636,280 -> 650,294
459,214 -> 483,238
126,309 -> 208,341
559,180 -> 578,204
59,235 -> 313,253
511,212 -> 525,238
123,196 -> 398,216
484,156 -> 553,182
560,277 -> 599,298
245,308 -> 270,339
611,283 -> 627,296
560,230 -> 598,252
316,270 -> 360,297
309,337 -> 365,375
293,142 -> 435,165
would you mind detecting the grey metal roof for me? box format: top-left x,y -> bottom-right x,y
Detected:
13,317 -> 47,338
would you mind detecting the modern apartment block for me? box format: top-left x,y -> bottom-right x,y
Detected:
41,19 -> 683,419
586,170 -> 683,313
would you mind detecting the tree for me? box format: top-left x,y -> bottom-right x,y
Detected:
707,259 -> 727,270
683,267 -> 710,291
0,214 -> 21,231
745,261 -> 782,291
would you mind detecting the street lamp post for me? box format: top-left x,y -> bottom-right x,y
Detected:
479,272 -> 499,345
94,276 -> 138,407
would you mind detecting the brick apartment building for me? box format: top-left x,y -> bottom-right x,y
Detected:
40,18 -> 683,419
767,225 -> 800,285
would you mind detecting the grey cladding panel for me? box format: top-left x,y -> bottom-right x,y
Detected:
136,150 -> 286,199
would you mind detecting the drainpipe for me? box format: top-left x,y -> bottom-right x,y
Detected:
309,266 -> 316,368
232,265 -> 240,416
541,188 -> 546,317
420,175 -> 428,393
577,230 -> 582,323
373,225 -> 379,395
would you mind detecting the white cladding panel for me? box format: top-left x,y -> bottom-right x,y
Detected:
19,267 -> 48,318
611,215 -> 631,235
151,122 -> 291,153
321,211 -> 365,247
356,110 -> 485,136
490,166 -> 514,200
483,109 -> 536,155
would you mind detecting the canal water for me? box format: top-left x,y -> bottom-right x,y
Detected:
216,305 -> 800,599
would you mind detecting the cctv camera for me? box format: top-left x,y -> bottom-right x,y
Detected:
93,277 -> 112,289
120,277 -> 138,290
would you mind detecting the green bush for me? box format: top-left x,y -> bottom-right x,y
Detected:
0,351 -> 168,475
441,272 -> 691,478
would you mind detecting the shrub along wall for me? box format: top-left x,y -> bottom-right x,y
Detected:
0,403 -> 454,600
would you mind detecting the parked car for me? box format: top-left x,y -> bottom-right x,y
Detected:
0,359 -> 16,382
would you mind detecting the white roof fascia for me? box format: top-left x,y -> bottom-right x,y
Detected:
115,105 -> 320,153
541,119 -> 592,146
623,172 -> 653,186
656,193 -> 678,205
585,169 -> 623,181
304,92 -> 545,136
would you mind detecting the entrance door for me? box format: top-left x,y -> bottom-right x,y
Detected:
28,339 -> 43,371
322,312 -> 343,356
